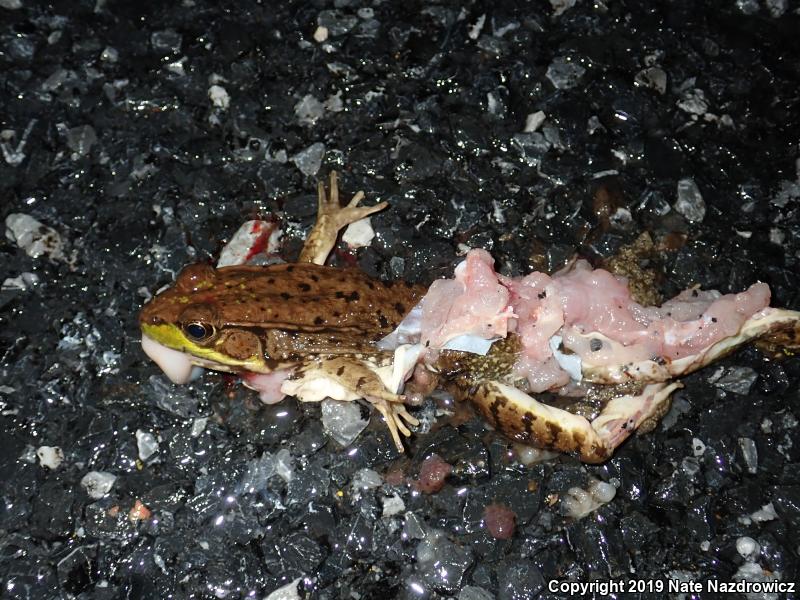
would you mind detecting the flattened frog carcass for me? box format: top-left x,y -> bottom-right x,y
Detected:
140,172 -> 425,450
140,173 -> 800,462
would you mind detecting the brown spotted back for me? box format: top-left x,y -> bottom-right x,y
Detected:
140,262 -> 425,340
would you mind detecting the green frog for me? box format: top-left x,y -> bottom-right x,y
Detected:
141,172 -> 800,463
140,172 -> 425,451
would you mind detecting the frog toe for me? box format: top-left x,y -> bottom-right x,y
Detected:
300,171 -> 388,264
371,398 -> 417,452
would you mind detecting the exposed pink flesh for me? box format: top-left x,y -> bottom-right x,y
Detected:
389,249 -> 772,392
242,370 -> 293,404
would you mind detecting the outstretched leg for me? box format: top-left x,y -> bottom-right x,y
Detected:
299,171 -> 388,265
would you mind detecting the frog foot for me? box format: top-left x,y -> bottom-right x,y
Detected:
280,355 -> 418,452
299,171 -> 388,265
369,396 -> 420,453
463,380 -> 681,463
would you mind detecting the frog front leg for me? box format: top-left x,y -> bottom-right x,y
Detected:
299,171 -> 388,265
280,356 -> 419,452
460,379 -> 681,463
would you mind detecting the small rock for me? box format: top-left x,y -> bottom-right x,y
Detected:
677,89 -> 709,116
546,56 -> 586,90
736,536 -> 761,560
708,365 -> 757,395
674,177 -> 706,222
128,499 -> 151,522
265,578 -> 302,600
291,142 -> 325,177
81,471 -> 117,499
342,217 -> 376,248
351,468 -> 383,494
313,26 -> 328,42
415,529 -> 473,594
550,0 -> 577,16
37,446 -> 64,470
483,503 -> 516,540
523,111 -> 546,132
738,437 -> 758,474
65,125 -> 97,157
381,493 -> 405,518
135,430 -> 159,461
317,10 -> 358,36
2,272 -> 39,291
321,399 -> 368,446
634,66 -> 667,94
6,213 -> 66,261
765,0 -> 787,17
208,85 -> 230,109
295,95 -> 325,125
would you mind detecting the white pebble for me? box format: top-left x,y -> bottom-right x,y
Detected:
208,84 -> 230,109
264,577 -> 302,600
5,213 -> 66,261
523,111 -> 546,132
382,493 -> 406,518
736,536 -> 761,560
342,217 -> 376,248
313,26 -> 328,42
36,445 -> 64,470
136,429 -> 159,461
190,417 -> 208,437
81,471 -> 117,499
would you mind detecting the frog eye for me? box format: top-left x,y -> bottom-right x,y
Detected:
183,321 -> 215,342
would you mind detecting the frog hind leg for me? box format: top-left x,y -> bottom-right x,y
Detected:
458,379 -> 680,463
280,356 -> 417,452
299,171 -> 388,265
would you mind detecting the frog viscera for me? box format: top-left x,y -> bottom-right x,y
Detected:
140,173 -> 800,461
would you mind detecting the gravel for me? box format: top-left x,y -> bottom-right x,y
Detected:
1,1 -> 799,598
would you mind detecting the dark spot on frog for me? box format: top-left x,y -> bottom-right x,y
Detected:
337,290 -> 360,302
394,302 -> 406,314
378,314 -> 389,328
298,282 -> 311,292
310,274 -> 319,282
356,376 -> 367,388
590,338 -> 603,352
384,280 -> 394,288
545,421 -> 562,443
367,281 -> 375,290
332,311 -> 341,318
336,366 -> 345,376
711,317 -> 717,322
538,291 -> 546,299
314,316 -> 324,325
286,266 -> 295,272
280,292 -> 292,300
